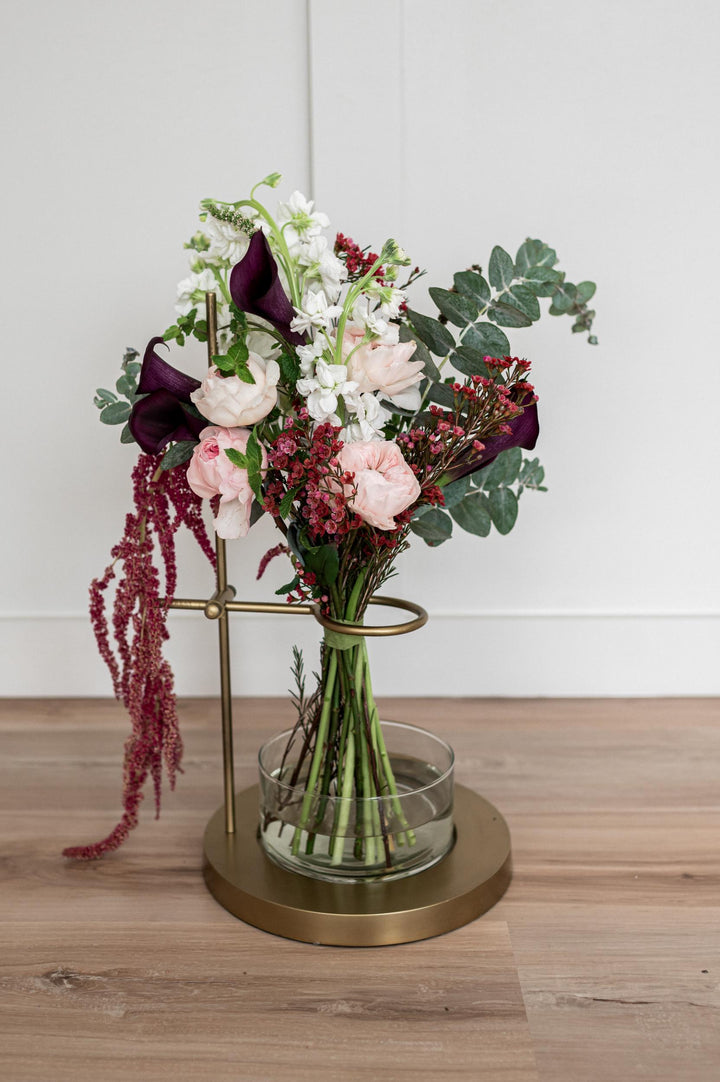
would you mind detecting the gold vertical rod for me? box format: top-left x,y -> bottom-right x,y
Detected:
206,292 -> 236,835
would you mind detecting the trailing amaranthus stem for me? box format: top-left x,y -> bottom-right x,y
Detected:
63,453 -> 215,860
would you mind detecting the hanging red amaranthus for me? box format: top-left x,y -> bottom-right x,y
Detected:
63,454 -> 216,859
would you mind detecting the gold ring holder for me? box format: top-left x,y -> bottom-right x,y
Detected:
167,294 -> 512,945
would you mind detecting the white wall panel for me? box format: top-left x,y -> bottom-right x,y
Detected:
2,0 -> 719,695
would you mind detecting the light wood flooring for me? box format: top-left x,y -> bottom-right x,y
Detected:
1,697 -> 718,1081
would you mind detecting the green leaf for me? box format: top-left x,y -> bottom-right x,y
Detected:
120,423 -> 135,445
94,388 -> 118,408
462,322 -> 510,357
247,467 -> 264,503
439,476 -> 471,509
279,484 -> 302,518
575,281 -> 596,303
426,382 -> 457,409
475,447 -> 522,489
451,347 -> 491,379
488,301 -> 533,328
163,324 -> 180,342
496,447 -> 523,485
303,543 -> 339,586
549,283 -> 577,314
406,309 -> 455,356
249,499 -> 265,528
123,360 -> 141,377
409,508 -> 453,546
518,456 -> 545,489
234,365 -> 256,385
399,323 -> 442,381
225,447 -> 249,469
488,487 -> 519,534
115,373 -> 136,399
227,340 -> 250,367
453,270 -> 491,308
100,401 -> 131,425
245,428 -> 264,468
428,287 -> 478,328
212,353 -> 236,374
515,239 -> 557,274
278,350 -> 300,385
276,576 -> 300,597
523,265 -> 563,297
488,246 -> 515,291
160,440 -> 196,470
450,493 -> 492,537
502,284 -> 540,321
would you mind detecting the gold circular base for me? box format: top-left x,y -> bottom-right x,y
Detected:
202,785 -> 512,946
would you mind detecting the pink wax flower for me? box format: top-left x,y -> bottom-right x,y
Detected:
186,426 -> 266,539
336,440 -> 421,530
191,355 -> 280,427
342,323 -> 424,409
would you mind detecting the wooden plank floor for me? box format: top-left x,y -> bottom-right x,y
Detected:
1,697 -> 718,1081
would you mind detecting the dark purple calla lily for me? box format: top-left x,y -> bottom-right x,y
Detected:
137,337 -> 201,399
230,231 -> 305,346
443,401 -> 539,483
129,389 -> 207,455
129,337 -> 205,455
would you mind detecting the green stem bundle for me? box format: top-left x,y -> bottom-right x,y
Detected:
288,576 -> 415,870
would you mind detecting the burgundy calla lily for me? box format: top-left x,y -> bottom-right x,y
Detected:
443,401 -> 540,483
137,337 -> 201,399
230,231 -> 305,346
129,389 -> 207,455
129,337 -> 204,455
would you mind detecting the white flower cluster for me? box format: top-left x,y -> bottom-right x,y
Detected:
172,184 -> 422,438
280,191 -> 420,442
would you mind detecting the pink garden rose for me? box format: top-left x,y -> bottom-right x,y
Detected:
342,323 -> 424,409
190,354 -> 280,427
337,440 -> 421,531
186,426 -> 266,539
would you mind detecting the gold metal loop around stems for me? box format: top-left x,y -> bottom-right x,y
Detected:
169,594 -> 428,636
311,595 -> 428,638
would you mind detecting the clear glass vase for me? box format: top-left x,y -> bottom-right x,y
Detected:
258,719 -> 455,883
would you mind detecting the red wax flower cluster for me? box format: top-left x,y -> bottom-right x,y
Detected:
334,232 -> 385,282
264,419 -> 361,546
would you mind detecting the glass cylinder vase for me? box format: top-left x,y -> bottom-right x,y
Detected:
258,710 -> 455,884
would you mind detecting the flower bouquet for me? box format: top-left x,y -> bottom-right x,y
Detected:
66,172 -> 596,880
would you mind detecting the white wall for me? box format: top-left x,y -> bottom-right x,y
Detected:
2,0 -> 719,696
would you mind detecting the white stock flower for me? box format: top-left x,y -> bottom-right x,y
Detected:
297,235 -> 347,299
296,338 -> 325,376
352,296 -> 389,339
379,287 -> 406,320
175,269 -> 218,316
296,358 -> 357,425
203,216 -> 252,265
278,191 -> 331,259
290,289 -> 343,335
341,392 -> 391,443
277,191 -> 330,236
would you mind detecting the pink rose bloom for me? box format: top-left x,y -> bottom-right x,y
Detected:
186,426 -> 266,539
337,440 -> 421,531
190,354 -> 280,427
342,323 -> 424,410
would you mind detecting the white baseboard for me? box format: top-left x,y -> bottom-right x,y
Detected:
2,612 -> 718,697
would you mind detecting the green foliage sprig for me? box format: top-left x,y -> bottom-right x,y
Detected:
93,348 -> 142,444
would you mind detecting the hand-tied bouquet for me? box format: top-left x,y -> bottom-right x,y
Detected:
65,172 -> 596,870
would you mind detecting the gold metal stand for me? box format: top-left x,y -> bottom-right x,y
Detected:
169,293 -> 513,945
203,785 -> 511,946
